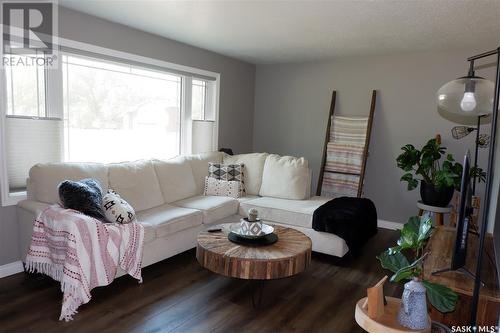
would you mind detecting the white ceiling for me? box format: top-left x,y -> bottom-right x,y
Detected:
60,0 -> 500,64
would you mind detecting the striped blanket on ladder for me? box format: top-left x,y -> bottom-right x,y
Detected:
25,205 -> 144,321
321,116 -> 368,198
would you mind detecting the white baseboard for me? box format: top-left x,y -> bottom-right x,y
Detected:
378,219 -> 403,230
0,260 -> 24,278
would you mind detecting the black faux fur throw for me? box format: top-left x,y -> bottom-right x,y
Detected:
312,197 -> 378,255
58,178 -> 105,219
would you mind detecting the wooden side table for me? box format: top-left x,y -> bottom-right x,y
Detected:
417,201 -> 452,226
355,296 -> 431,333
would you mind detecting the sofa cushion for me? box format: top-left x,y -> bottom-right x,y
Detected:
237,195 -> 260,203
259,154 -> 310,200
108,160 -> 164,212
239,196 -> 330,229
173,195 -> 238,224
223,153 -> 268,195
29,162 -> 108,204
136,203 -> 203,238
138,223 -> 157,244
153,157 -> 197,203
184,152 -> 223,194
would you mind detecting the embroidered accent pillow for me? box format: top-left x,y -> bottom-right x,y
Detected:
102,189 -> 136,224
204,176 -> 241,198
208,162 -> 246,196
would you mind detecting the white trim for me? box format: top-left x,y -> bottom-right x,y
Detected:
57,36 -> 220,81
213,78 -> 220,151
181,76 -> 193,155
377,219 -> 403,230
2,191 -> 27,206
0,260 -> 23,278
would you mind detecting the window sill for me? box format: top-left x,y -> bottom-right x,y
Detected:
2,191 -> 27,207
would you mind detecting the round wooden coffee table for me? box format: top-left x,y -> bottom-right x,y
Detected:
196,224 -> 312,280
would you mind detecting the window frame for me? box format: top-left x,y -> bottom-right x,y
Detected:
0,36 -> 220,206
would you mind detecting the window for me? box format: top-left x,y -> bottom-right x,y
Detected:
62,54 -> 182,163
191,79 -> 216,121
5,53 -> 46,117
1,41 -> 219,205
191,79 -> 206,120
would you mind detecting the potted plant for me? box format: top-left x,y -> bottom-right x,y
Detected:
397,136 -> 462,207
377,216 -> 458,329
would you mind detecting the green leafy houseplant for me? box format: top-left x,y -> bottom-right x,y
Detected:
396,137 -> 486,191
397,138 -> 461,191
377,216 -> 458,313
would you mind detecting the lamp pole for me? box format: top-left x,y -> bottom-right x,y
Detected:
468,47 -> 500,326
472,115 -> 481,195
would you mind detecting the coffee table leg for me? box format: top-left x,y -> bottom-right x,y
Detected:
250,280 -> 265,308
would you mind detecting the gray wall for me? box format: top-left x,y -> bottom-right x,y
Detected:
0,7 -> 255,265
0,205 -> 18,264
253,49 -> 495,224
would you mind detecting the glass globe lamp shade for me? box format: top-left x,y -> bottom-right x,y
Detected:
437,76 -> 495,116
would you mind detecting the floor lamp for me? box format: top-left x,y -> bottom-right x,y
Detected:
437,47 -> 500,326
451,115 -> 490,195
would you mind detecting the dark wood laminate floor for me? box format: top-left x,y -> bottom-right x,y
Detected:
0,229 -> 400,333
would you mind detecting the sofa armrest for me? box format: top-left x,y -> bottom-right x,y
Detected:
18,199 -> 51,214
17,200 -> 51,261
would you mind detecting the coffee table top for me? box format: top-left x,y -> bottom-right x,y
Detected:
196,223 -> 312,280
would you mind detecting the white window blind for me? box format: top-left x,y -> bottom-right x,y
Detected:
6,117 -> 63,192
192,120 -> 215,154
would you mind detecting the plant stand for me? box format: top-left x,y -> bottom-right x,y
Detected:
417,201 -> 452,226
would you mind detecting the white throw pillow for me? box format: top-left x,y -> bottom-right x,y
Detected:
223,153 -> 268,195
259,154 -> 310,200
102,190 -> 136,224
204,176 -> 241,199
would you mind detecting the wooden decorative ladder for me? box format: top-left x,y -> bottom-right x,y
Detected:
316,90 -> 377,197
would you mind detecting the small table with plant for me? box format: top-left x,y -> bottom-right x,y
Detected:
371,216 -> 458,331
396,135 -> 485,208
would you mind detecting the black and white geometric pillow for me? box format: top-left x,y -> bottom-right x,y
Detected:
208,163 -> 246,197
102,189 -> 136,224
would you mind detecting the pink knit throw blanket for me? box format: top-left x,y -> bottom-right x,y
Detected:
25,205 -> 144,321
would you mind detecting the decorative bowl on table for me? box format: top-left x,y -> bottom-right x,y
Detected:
229,220 -> 275,239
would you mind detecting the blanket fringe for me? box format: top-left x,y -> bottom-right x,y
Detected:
25,260 -> 84,321
25,261 -> 64,282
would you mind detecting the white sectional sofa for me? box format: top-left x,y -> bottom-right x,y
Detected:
17,152 -> 349,273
